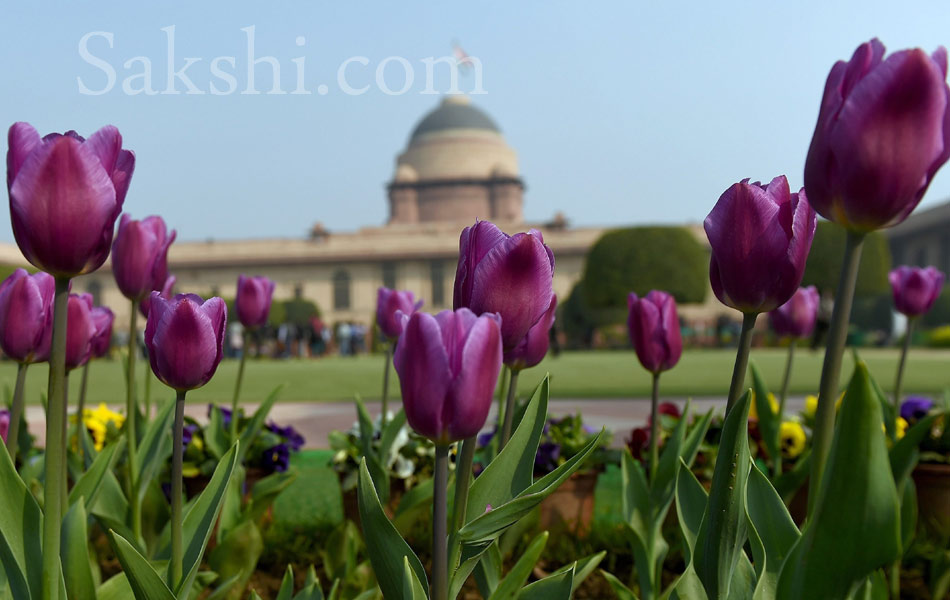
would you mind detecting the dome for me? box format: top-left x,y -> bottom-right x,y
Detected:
409,95 -> 500,141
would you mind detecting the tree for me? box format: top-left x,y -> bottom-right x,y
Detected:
801,221 -> 892,296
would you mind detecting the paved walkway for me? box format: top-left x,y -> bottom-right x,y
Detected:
25,396 -> 807,449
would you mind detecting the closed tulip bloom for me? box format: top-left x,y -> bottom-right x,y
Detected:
7,123 -> 134,277
504,296 -> 557,370
805,39 -> 950,232
393,308 -> 503,444
627,291 -> 683,374
112,214 -> 176,301
0,268 -> 54,363
140,275 -> 175,318
453,220 -> 555,351
376,287 -> 422,340
235,275 -> 276,329
769,286 -> 820,339
65,294 -> 97,371
145,293 -> 226,391
705,176 -> 817,314
889,265 -> 945,317
89,305 -> 114,358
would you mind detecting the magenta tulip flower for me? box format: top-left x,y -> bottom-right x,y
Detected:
376,287 -> 422,340
90,305 -> 115,358
7,123 -> 134,277
140,275 -> 175,318
453,220 -> 555,351
504,295 -> 557,370
145,293 -> 226,391
112,214 -> 176,301
393,308 -> 503,443
0,268 -> 54,363
705,176 -> 817,314
235,275 -> 276,329
627,291 -> 683,374
889,266 -> 945,317
64,294 -> 97,371
805,39 -> 950,232
769,286 -> 820,339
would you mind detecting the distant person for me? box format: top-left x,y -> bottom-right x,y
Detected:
338,322 -> 353,356
228,322 -> 244,359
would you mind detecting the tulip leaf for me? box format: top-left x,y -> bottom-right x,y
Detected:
246,469 -> 297,524
275,565 -> 295,600
208,518 -> 262,598
135,398 -> 176,502
291,565 -> 325,600
69,440 -> 119,509
354,395 -> 391,504
470,541 -> 503,599
62,497 -> 97,600
168,442 -> 239,596
599,569 -> 640,600
516,563 -> 573,600
97,572 -> 135,600
746,463 -> 800,599
110,531 -> 177,600
205,405 -> 230,459
357,459 -> 427,599
549,551 -> 606,594
621,449 -> 666,597
489,531 -> 548,600
776,363 -> 901,600
693,390 -> 753,600
675,457 -> 708,563
0,429 -> 43,599
749,361 -> 782,469
379,409 -> 408,464
237,384 -> 284,465
889,413 -> 939,487
402,557 -> 428,600
851,570 -> 889,600
466,375 -> 549,522
772,450 -> 811,504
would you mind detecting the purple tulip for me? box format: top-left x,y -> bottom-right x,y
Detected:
7,123 -> 133,277
140,275 -> 175,318
769,286 -> 820,339
504,295 -> 557,370
453,221 -> 555,351
889,266 -> 945,317
805,39 -> 950,232
376,287 -> 423,340
900,396 -> 934,422
705,176 -> 817,314
235,275 -> 276,329
64,294 -> 97,371
144,293 -> 226,391
89,305 -> 114,358
112,214 -> 176,301
0,268 -> 54,363
627,291 -> 683,374
393,308 -> 503,443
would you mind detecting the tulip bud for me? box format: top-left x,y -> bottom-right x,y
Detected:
7,123 -> 133,277
144,292 -> 227,391
705,176 -> 817,314
0,410 -> 8,443
393,308 -> 503,443
89,305 -> 115,358
627,291 -> 683,374
805,39 -> 950,232
769,286 -> 820,339
65,294 -> 97,371
112,214 -> 176,301
140,275 -> 175,318
453,220 -> 555,351
376,287 -> 422,340
235,275 -> 276,329
889,265 -> 945,317
504,296 -> 557,370
0,268 -> 54,363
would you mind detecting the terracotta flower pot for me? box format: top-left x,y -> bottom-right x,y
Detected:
912,462 -> 950,535
537,470 -> 599,537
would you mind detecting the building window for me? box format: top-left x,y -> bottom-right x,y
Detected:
381,262 -> 397,290
430,260 -> 445,307
333,270 -> 351,310
86,280 -> 102,306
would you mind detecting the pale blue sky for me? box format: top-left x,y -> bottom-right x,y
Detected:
2,1 -> 949,242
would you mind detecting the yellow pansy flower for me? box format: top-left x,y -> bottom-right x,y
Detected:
750,392 -> 780,420
82,403 -> 125,451
779,421 -> 807,459
803,395 -> 818,418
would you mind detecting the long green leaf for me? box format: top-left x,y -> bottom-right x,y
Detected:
354,396 -> 390,503
401,557 -> 428,600
746,464 -> 800,599
110,531 -> 176,600
490,532 -> 548,600
378,409 -> 408,465
749,361 -> 782,468
600,570 -> 640,600
357,459 -> 427,599
275,565 -> 294,600
62,498 -> 97,600
135,398 -> 176,502
622,450 -> 664,598
516,564 -> 573,600
208,519 -> 262,599
205,406 -> 230,459
0,430 -> 43,598
69,441 -> 118,508
237,385 -> 284,464
776,363 -> 901,600
674,458 -> 708,563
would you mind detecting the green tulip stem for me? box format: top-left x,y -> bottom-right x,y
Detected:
432,443 -> 449,600
448,436 -> 476,574
229,329 -> 249,441
41,276 -> 69,600
774,340 -> 796,478
171,389 -> 186,589
725,312 -> 758,416
380,341 -> 392,430
127,300 -> 141,542
76,361 -> 90,463
499,367 -> 520,450
61,372 -> 69,515
893,317 -> 915,414
6,362 -> 28,462
143,359 -> 151,419
809,230 -> 865,516
494,368 -> 509,439
649,371 -> 661,482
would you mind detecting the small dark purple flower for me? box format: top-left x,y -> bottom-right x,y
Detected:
900,396 -> 934,422
208,404 -> 233,429
181,423 -> 198,452
267,421 -> 305,451
262,443 -> 290,472
535,441 -> 561,472
477,427 -> 496,448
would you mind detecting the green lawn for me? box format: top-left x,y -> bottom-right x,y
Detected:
5,347 -> 949,405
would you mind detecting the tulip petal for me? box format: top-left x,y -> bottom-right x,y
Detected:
148,296 -> 220,390
453,220 -> 508,309
446,314 -> 502,440
84,125 -> 122,175
394,312 -> 451,440
6,122 -> 41,191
